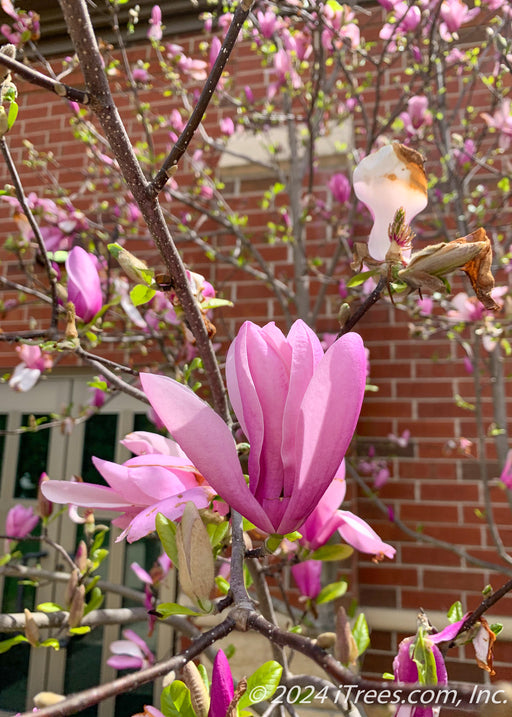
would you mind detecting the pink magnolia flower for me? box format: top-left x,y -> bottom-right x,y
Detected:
400,95 -> 432,136
209,650 -> 234,717
291,560 -> 322,600
107,629 -> 154,670
500,450 -> 512,489
328,172 -> 351,203
9,345 -> 53,392
353,143 -> 428,261
5,504 -> 39,539
440,0 -> 479,40
147,5 -> 163,42
379,1 -> 422,47
256,9 -> 278,39
140,320 -> 367,535
41,452 -> 215,543
220,117 -> 235,136
66,246 -> 103,322
393,633 -> 448,717
481,99 -> 512,151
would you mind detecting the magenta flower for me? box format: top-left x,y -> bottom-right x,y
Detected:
328,173 -> 351,204
140,320 -> 366,535
147,5 -> 163,42
440,0 -> 479,40
66,246 -> 103,322
41,453 -> 215,543
208,650 -> 234,717
5,504 -> 39,539
9,344 -> 53,392
400,95 -> 432,136
107,629 -> 154,671
291,560 -> 322,600
298,468 -> 395,559
500,450 -> 512,489
393,634 -> 448,717
481,99 -> 512,150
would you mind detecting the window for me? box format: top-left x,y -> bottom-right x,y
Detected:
0,371 -> 176,717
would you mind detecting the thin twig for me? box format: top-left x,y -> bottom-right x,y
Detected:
0,51 -> 89,104
149,0 -> 255,196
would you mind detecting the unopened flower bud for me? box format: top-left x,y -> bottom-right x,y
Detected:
65,302 -> 79,340
108,242 -> 153,284
75,540 -> 88,573
37,472 -> 53,519
180,661 -> 209,717
175,502 -> 215,609
64,568 -> 80,608
68,583 -> 85,628
24,608 -> 40,647
316,632 -> 336,649
33,692 -> 66,708
334,606 -> 358,666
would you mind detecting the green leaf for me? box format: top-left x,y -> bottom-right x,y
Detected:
383,672 -> 394,679
156,513 -> 178,565
36,602 -> 64,613
316,580 -> 348,605
215,576 -> 230,595
68,626 -> 91,635
206,520 -> 230,548
265,534 -> 283,553
412,627 -> 437,685
284,531 -> 302,542
160,680 -> 196,717
0,553 -> 12,567
90,548 -> 108,570
40,638 -> 60,650
130,283 -> 156,307
7,101 -> 18,130
84,586 -> 104,615
237,661 -> 283,709
490,623 -> 503,636
155,602 -> 200,618
447,601 -> 463,623
311,544 -> 354,562
200,297 -> 234,311
90,528 -> 108,554
352,613 -> 370,655
0,634 -> 28,653
47,250 -> 69,263
197,662 -> 209,693
347,269 -> 379,288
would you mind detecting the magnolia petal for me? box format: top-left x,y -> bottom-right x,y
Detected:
299,468 -> 347,550
66,246 -> 102,322
281,320 -> 325,498
107,655 -> 143,670
109,640 -> 144,659
337,510 -> 396,559
119,487 -> 212,543
279,333 -> 366,534
140,373 -> 274,533
228,322 -> 290,500
41,480 -> 131,510
121,431 -> 189,459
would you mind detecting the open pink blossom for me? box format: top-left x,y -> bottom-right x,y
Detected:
41,453 -> 215,542
298,468 -> 395,559
400,95 -> 432,136
353,143 -> 428,261
481,99 -> 512,151
9,344 -> 53,392
140,319 -> 366,535
393,633 -> 448,717
5,504 -> 39,540
66,246 -> 103,322
500,450 -> 512,489
107,629 -> 154,671
440,0 -> 479,40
